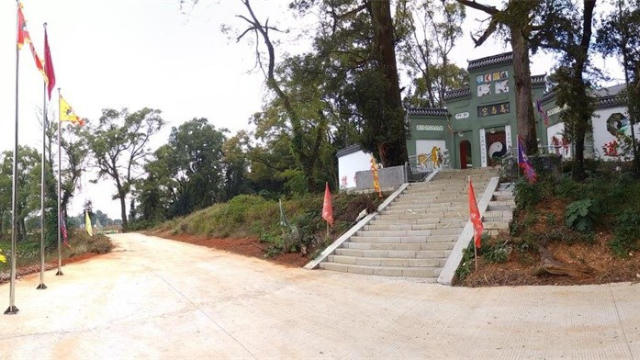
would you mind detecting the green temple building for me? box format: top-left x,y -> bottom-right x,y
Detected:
406,52 -> 547,169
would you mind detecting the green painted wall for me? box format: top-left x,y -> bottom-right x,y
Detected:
407,55 -> 547,168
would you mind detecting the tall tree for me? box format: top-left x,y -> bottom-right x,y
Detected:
234,0 -> 331,189
595,0 -> 640,174
534,0 -> 597,179
51,122 -> 91,218
87,108 -> 164,228
399,0 -> 468,108
367,0 -> 408,165
456,0 -> 548,154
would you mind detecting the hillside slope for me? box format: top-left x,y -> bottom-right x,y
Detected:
149,193 -> 385,264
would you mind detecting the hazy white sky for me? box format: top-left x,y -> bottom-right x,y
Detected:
0,0 -> 624,219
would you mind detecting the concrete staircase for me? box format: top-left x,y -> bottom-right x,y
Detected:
483,182 -> 516,236
318,168 -> 499,282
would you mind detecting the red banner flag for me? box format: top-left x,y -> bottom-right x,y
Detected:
322,182 -> 334,226
44,28 -> 56,99
60,210 -> 70,248
468,178 -> 483,248
17,3 -> 29,49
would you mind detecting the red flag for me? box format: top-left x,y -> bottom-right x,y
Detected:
44,28 -> 56,99
322,182 -> 334,226
17,3 -> 29,49
468,178 -> 483,248
60,210 -> 70,248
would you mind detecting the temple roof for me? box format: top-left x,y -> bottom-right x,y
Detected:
406,108 -> 449,117
467,52 -> 513,71
443,87 -> 471,100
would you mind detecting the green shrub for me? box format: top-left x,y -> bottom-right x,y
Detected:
565,199 -> 597,232
515,180 -> 542,210
554,177 -> 583,200
482,244 -> 508,263
609,210 -> 640,257
455,243 -> 475,281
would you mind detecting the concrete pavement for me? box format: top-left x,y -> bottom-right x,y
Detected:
0,233 -> 638,359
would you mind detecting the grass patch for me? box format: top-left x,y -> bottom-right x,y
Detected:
151,191 -> 385,258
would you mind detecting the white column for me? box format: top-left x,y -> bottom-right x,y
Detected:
505,125 -> 512,151
479,128 -> 487,167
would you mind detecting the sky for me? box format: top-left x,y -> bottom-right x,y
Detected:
0,0 -> 624,219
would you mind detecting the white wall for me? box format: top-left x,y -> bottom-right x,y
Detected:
591,106 -> 640,160
546,122 -> 571,158
338,150 -> 372,189
416,140 -> 447,156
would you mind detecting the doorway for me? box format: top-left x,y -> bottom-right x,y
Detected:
485,128 -> 507,166
459,140 -> 472,169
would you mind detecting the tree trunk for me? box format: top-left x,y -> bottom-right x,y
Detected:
511,31 -> 538,155
370,0 -> 408,167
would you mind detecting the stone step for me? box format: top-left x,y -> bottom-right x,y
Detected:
369,217 -> 466,226
365,223 -> 435,231
356,229 -> 432,237
487,204 -> 514,212
488,200 -> 516,207
484,222 -> 509,230
388,203 -> 468,210
349,234 -> 457,242
343,241 -> 454,251
334,248 -> 450,259
376,212 -> 466,219
381,210 -> 469,218
356,227 -> 463,237
392,199 -> 468,205
319,262 -> 440,278
327,255 -> 443,267
364,223 -> 465,231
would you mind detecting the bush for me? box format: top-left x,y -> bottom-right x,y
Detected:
455,243 -> 475,281
609,210 -> 640,257
514,180 -> 542,210
565,199 -> 597,232
553,176 -> 583,200
482,243 -> 509,263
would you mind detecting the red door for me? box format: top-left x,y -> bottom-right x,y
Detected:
460,140 -> 470,169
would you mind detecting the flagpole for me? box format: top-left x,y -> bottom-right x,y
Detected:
469,176 -> 478,272
5,0 -> 21,315
56,88 -> 63,276
37,23 -> 48,290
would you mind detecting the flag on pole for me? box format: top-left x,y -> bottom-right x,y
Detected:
85,211 -> 94,237
517,137 -> 537,183
0,250 -> 5,263
59,95 -> 86,126
43,28 -> 56,99
16,3 -> 48,82
60,211 -> 70,248
468,178 -> 483,248
535,99 -> 550,126
322,182 -> 334,226
17,3 -> 28,49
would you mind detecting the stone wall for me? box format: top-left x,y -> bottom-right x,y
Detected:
355,165 -> 407,190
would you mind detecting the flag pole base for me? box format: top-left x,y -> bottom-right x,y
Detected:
55,270 -> 63,276
36,283 -> 47,290
4,306 -> 19,315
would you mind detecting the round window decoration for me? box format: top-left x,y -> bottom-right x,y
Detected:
606,113 -> 630,137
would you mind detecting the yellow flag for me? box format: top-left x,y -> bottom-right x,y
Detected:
60,95 -> 85,126
0,250 -> 5,263
85,211 -> 93,237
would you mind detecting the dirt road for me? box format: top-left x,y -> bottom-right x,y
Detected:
0,233 -> 638,359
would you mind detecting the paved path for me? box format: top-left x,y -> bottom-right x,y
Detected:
0,233 -> 638,359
